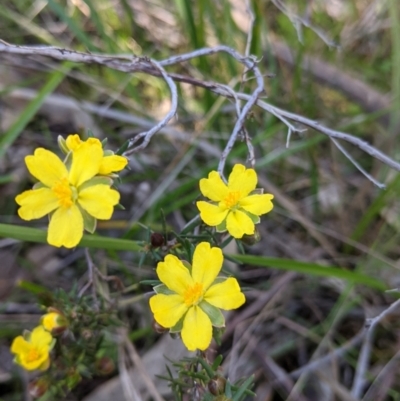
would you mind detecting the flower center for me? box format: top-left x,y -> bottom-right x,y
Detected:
183,282 -> 204,306
52,178 -> 74,208
223,191 -> 241,209
26,347 -> 41,363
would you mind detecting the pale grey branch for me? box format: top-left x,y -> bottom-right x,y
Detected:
1,41 -> 399,179
351,297 -> 400,398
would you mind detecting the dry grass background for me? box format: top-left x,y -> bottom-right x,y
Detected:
0,0 -> 400,400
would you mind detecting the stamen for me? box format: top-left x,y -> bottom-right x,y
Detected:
183,283 -> 204,306
26,348 -> 40,362
223,191 -> 241,209
52,178 -> 73,208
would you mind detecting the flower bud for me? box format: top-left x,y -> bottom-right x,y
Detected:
41,309 -> 68,335
150,233 -> 165,248
152,320 -> 168,334
240,228 -> 261,245
81,329 -> 93,340
95,356 -> 115,375
208,376 -> 226,395
28,378 -> 49,398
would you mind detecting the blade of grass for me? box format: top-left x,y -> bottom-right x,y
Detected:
0,6 -> 60,45
46,0 -> 99,51
344,173 -> 400,252
229,254 -> 386,290
0,223 -> 141,251
389,0 -> 400,131
0,61 -> 73,160
82,0 -> 116,52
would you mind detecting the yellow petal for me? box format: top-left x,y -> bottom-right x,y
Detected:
192,242 -> 223,290
240,194 -> 274,216
16,188 -> 59,220
25,148 -> 68,187
11,336 -> 29,355
20,350 -> 50,371
78,185 -> 120,219
86,138 -> 102,147
181,306 -> 212,351
157,255 -> 193,295
197,201 -> 228,226
199,171 -> 228,201
69,141 -> 103,187
47,204 -> 83,248
65,135 -> 102,150
38,357 -> 51,371
99,155 -> 128,175
226,210 -> 254,238
228,164 -> 257,195
41,312 -> 60,331
30,326 -> 52,347
205,278 -> 245,310
149,294 -> 187,328
65,134 -> 82,151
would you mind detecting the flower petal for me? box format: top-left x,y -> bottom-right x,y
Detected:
99,155 -> 128,175
205,278 -> 245,310
199,171 -> 229,201
47,204 -> 83,248
30,326 -> 52,347
25,148 -> 68,187
65,134 -> 83,151
69,142 -> 103,187
197,201 -> 228,226
192,242 -> 223,290
15,188 -> 59,220
227,164 -> 257,195
149,294 -> 187,328
11,336 -> 29,355
181,306 -> 212,351
21,348 -> 50,371
239,194 -> 274,216
66,135 -> 102,150
78,185 -> 120,219
156,255 -> 193,295
226,210 -> 254,238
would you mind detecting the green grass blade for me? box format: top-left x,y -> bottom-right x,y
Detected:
46,0 -> 98,51
0,223 -> 141,251
82,0 -> 116,52
0,61 -> 73,160
229,254 -> 386,291
390,0 -> 400,130
345,173 -> 400,252
0,6 -> 60,45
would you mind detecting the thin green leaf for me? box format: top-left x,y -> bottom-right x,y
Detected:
0,223 -> 141,251
229,254 -> 387,291
47,0 -> 98,51
0,62 -> 72,160
231,375 -> 254,401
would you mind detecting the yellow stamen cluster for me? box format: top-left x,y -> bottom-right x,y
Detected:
184,283 -> 204,306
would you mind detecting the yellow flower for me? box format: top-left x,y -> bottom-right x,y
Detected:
63,134 -> 128,175
149,242 -> 245,351
41,311 -> 68,334
196,164 -> 274,238
15,141 -> 120,248
11,326 -> 55,371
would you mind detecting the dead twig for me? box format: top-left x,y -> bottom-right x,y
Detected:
351,297 -> 400,398
1,41 -> 399,181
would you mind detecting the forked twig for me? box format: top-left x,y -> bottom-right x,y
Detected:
351,297 -> 400,398
1,40 -> 400,182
